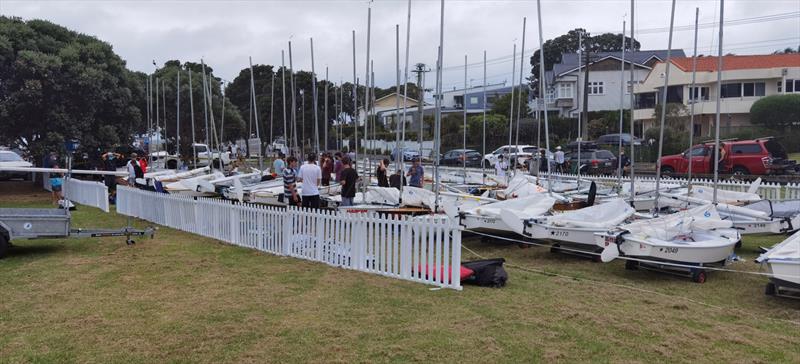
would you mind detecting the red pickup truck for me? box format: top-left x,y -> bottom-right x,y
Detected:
659,138 -> 796,176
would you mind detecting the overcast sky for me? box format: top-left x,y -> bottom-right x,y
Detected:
3,0 -> 799,91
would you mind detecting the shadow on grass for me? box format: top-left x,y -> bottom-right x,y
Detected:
4,243 -> 63,258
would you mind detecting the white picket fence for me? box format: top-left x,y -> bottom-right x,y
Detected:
63,178 -> 110,212
116,186 -> 463,290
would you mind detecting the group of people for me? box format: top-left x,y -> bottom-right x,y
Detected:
271,151 -> 426,208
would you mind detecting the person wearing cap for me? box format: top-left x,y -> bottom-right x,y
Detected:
495,154 -> 508,179
554,146 -> 565,173
406,157 -> 424,188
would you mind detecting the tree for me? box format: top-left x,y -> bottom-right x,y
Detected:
750,94 -> 800,130
773,47 -> 798,54
529,28 -> 640,94
0,16 -> 145,162
489,88 -> 530,117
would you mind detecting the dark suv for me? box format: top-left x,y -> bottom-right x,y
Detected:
564,149 -> 619,175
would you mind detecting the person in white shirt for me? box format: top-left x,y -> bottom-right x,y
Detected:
126,152 -> 139,185
495,154 -> 508,179
554,146 -> 565,173
297,153 -> 322,209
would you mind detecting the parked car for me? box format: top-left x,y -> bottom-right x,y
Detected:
659,138 -> 797,176
390,147 -> 421,162
596,133 -> 642,146
482,145 -> 539,168
0,150 -> 33,180
439,149 -> 482,167
564,149 -> 618,175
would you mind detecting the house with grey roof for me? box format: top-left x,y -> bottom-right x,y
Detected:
532,49 -> 686,119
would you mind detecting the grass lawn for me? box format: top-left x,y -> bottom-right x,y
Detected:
1,181 -> 799,363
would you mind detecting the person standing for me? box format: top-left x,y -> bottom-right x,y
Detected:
126,153 -> 140,186
538,149 -> 549,173
406,157 -> 424,188
333,152 -> 344,182
495,154 -> 508,179
619,149 -> 630,176
138,154 -> 148,174
376,158 -> 389,187
282,156 -> 300,206
321,153 -> 333,186
102,151 -> 120,202
554,146 -> 565,173
49,163 -> 63,206
298,153 -> 322,209
339,156 -> 358,207
273,152 -> 286,176
389,169 -> 406,190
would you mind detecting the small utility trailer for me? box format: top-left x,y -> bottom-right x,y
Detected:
0,207 -> 154,258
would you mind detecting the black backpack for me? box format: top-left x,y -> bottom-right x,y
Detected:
133,162 -> 144,179
462,258 -> 508,288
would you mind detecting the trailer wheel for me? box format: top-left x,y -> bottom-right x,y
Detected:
765,282 -> 776,296
0,234 -> 9,259
735,240 -> 742,249
691,269 -> 707,284
624,259 -> 639,270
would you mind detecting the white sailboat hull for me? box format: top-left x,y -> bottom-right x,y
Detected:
613,231 -> 738,264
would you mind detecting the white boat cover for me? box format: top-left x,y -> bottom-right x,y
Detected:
547,198 -> 635,229
689,186 -> 762,205
366,187 -> 400,205
401,186 -> 437,209
503,175 -> 546,198
756,230 -> 800,263
467,193 -> 556,219
743,199 -> 800,218
622,204 -> 733,241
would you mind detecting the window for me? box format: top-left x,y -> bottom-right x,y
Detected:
558,83 -> 573,99
522,147 -> 538,153
688,146 -> 707,157
693,123 -> 702,136
786,79 -> 799,93
0,152 -> 23,162
778,81 -> 782,93
731,144 -> 763,154
636,92 -> 656,109
588,81 -> 604,95
470,96 -> 479,105
688,86 -> 709,102
596,150 -> 615,159
721,83 -> 742,98
742,82 -> 766,97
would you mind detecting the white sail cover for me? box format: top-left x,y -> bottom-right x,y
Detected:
401,186 -> 437,209
689,186 -> 762,205
366,187 -> 400,205
467,193 -> 556,219
503,175 -> 546,198
757,230 -> 800,263
622,204 -> 733,241
547,198 -> 635,229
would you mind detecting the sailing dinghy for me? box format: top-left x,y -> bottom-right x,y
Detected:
756,230 -> 800,297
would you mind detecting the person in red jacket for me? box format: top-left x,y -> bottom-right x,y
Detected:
138,155 -> 148,174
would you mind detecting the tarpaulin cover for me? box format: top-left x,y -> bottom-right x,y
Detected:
622,204 -> 732,240
547,198 -> 635,229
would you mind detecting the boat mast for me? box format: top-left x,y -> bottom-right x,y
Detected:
400,0 -> 412,200
687,7 -> 700,193
270,72 -> 275,152
536,0 -> 552,193
616,20 -> 626,188
507,42 -> 516,176
310,38 -> 320,155
176,69 -> 180,158
514,17 -> 527,177
712,0 -> 725,205
482,50 -> 487,184
188,70 -> 197,167
282,50 -> 288,155
162,79 -> 167,156
433,0 -> 445,213
628,0 -> 636,204
652,0 -> 677,213
462,54 -> 468,184
577,31 -> 583,183
324,66 -> 328,152
249,56 -> 263,170
155,76 -> 160,157
352,30 -> 358,162
201,60 -> 209,147
288,41 -> 298,156
364,4 -> 372,198
395,24 -> 402,177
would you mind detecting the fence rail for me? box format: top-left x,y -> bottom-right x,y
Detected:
116,186 -> 462,290
63,178 -> 110,212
